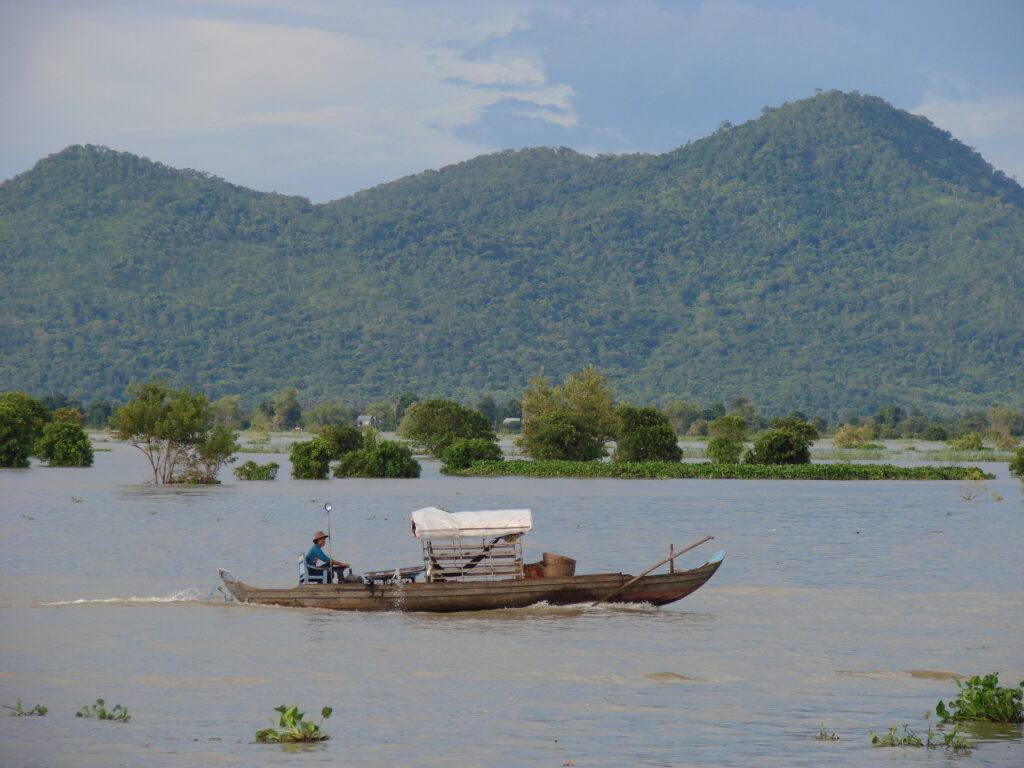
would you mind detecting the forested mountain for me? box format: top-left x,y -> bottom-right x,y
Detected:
1,91 -> 1022,416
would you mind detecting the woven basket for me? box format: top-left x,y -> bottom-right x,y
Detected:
540,552 -> 576,577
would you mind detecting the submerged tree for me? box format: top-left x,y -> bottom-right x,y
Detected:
613,405 -> 682,462
111,378 -> 238,484
35,408 -> 94,467
397,399 -> 495,457
518,365 -> 617,461
0,392 -> 50,467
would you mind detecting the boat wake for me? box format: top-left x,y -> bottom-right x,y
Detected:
41,588 -> 204,606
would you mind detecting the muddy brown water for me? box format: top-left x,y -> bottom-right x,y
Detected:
1,442 -> 1022,766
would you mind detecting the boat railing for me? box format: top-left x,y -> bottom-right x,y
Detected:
422,535 -> 524,582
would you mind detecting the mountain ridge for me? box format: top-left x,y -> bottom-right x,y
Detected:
2,91 -> 1021,415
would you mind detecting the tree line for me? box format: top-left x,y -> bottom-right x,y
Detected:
5,369 -> 1023,481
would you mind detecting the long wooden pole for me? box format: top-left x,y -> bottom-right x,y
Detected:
591,535 -> 714,607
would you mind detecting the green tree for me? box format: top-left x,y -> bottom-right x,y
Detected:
333,428 -> 421,478
613,405 -> 682,462
272,387 -> 303,430
34,408 -> 94,467
174,425 -> 239,483
319,425 -> 362,459
520,411 -> 605,461
664,400 -> 700,434
705,414 -> 748,464
1009,445 -> 1024,478
744,417 -> 817,465
111,378 -> 237,484
302,401 -> 356,431
948,432 -> 984,451
709,415 -> 747,442
397,398 -> 495,457
744,430 -> 811,464
440,438 -> 504,472
518,365 -> 617,460
922,424 -> 948,441
84,399 -> 114,429
211,395 -> 248,429
0,392 -> 50,467
768,416 -> 820,444
706,436 -> 743,464
290,437 -> 333,479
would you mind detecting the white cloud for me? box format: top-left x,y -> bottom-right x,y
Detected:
0,3 -> 574,198
912,93 -> 1024,178
913,93 -> 1024,142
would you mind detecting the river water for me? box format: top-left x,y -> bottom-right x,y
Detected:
1,442 -> 1021,767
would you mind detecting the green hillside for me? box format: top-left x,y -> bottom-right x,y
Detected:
1,91 -> 1022,415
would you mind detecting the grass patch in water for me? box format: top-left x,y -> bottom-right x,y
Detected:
454,460 -> 994,480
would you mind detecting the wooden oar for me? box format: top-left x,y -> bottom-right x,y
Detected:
591,535 -> 714,607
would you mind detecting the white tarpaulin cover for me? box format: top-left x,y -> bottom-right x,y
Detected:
411,507 -> 533,540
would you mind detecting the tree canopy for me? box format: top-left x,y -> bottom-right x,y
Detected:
111,379 -> 238,483
397,399 -> 495,457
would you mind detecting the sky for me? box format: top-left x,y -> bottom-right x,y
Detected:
2,0 -> 1022,202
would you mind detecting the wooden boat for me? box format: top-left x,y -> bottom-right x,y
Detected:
216,507 -> 724,613
217,554 -> 723,613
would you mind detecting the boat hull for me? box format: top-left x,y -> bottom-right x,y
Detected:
217,556 -> 723,613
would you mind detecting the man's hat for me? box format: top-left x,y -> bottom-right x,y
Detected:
313,531 -> 329,541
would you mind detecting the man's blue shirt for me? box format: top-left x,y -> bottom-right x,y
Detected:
306,543 -> 331,567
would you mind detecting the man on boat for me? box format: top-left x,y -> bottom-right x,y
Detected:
304,531 -> 353,584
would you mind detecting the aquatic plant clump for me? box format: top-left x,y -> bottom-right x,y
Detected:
255,705 -> 332,743
871,723 -> 973,753
4,698 -> 47,716
76,698 -> 130,721
454,459 -> 994,480
936,673 -> 1024,724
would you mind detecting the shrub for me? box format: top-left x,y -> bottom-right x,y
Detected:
744,430 -> 811,465
319,424 -> 362,459
233,460 -> 279,480
0,392 -> 49,467
705,435 -> 742,464
440,438 -> 503,472
334,431 -> 420,478
290,437 -> 332,479
936,673 -> 1024,724
833,423 -> 876,448
613,405 -> 682,462
1010,446 -> 1024,478
397,399 -> 495,457
34,409 -> 94,467
519,411 -> 605,461
948,432 -> 984,451
921,424 -> 948,441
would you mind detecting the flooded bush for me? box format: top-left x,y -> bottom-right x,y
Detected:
255,705 -> 331,743
233,460 -> 279,480
440,438 -> 503,472
936,673 -> 1024,724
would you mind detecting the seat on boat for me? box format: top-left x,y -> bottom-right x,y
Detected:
298,555 -> 331,585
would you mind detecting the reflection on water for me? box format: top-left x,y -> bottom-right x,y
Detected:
0,442 -> 1021,767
